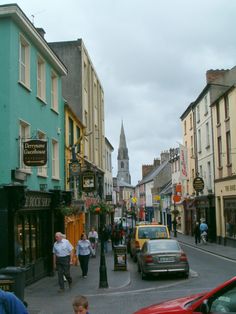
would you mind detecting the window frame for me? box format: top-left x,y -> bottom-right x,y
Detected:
19,34 -> 30,89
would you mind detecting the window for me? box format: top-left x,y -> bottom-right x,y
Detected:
51,72 -> 58,111
190,114 -> 192,130
184,120 -> 187,135
199,165 -> 203,178
37,131 -> 47,177
76,126 -> 81,154
207,161 -> 212,190
226,131 -> 232,165
83,61 -> 88,91
19,121 -> 31,171
196,105 -> 200,123
121,161 -> 124,169
68,118 -> 74,147
216,102 -> 220,124
218,136 -> 222,168
52,139 -> 59,179
224,95 -> 229,119
191,136 -> 194,157
204,95 -> 208,115
37,56 -> 46,101
206,122 -> 210,148
198,129 -> 202,153
19,35 -> 30,88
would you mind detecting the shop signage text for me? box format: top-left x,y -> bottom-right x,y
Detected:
23,140 -> 47,166
24,195 -> 51,208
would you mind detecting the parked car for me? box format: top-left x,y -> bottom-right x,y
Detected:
130,223 -> 170,262
137,239 -> 189,279
133,276 -> 236,314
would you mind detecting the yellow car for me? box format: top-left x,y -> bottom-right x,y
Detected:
130,223 -> 170,262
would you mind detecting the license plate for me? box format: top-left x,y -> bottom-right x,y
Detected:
159,256 -> 175,263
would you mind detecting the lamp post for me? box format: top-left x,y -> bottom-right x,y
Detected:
97,175 -> 108,289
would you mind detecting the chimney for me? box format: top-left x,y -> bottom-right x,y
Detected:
153,158 -> 160,168
160,151 -> 170,164
142,165 -> 154,179
36,28 -> 46,38
206,69 -> 229,84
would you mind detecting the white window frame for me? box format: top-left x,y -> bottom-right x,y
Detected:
37,55 -> 46,102
51,71 -> 58,111
197,105 -> 200,123
37,131 -> 47,177
19,120 -> 31,172
52,139 -> 59,179
198,129 -> 202,153
19,34 -> 30,88
206,122 -> 210,148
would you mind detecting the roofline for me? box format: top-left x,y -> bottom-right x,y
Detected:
0,3 -> 67,76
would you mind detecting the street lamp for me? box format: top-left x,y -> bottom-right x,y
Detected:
99,212 -> 108,288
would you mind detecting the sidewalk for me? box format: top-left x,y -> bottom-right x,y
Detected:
176,232 -> 236,261
25,244 -> 131,314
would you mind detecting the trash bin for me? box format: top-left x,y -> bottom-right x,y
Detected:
114,245 -> 127,271
0,267 -> 26,301
0,274 -> 14,293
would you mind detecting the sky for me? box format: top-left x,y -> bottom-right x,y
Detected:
3,0 -> 236,185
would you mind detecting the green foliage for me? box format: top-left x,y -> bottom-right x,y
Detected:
89,201 -> 113,214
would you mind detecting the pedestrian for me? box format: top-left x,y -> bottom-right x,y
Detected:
193,222 -> 201,245
52,231 -> 74,293
88,227 -> 98,256
76,233 -> 94,278
200,220 -> 208,242
72,295 -> 90,314
0,288 -> 29,313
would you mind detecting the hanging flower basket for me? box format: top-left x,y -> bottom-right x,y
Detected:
56,205 -> 78,217
89,202 -> 112,215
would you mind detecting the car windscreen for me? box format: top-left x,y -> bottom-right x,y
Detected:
138,226 -> 168,239
149,240 -> 180,252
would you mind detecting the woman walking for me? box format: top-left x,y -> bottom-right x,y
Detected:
76,233 -> 94,278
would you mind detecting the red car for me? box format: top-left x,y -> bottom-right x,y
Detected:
133,276 -> 236,314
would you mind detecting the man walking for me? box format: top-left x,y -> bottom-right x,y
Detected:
53,232 -> 74,292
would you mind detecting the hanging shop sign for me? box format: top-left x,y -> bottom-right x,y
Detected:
70,161 -> 80,176
23,140 -> 47,166
193,176 -> 204,192
81,171 -> 96,192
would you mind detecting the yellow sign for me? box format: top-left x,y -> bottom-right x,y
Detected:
132,197 -> 137,203
154,195 -> 160,201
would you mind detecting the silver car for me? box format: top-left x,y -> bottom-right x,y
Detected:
137,239 -> 189,279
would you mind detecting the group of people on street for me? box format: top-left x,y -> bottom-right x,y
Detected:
193,220 -> 208,245
52,225 -> 113,293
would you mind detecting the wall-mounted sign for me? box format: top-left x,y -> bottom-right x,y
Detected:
23,140 -> 47,166
81,171 -> 96,192
70,161 -> 80,176
193,176 -> 204,192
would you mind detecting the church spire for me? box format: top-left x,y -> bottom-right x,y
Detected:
117,121 -> 131,184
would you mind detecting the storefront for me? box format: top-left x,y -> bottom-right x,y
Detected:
223,197 -> 236,247
195,194 -> 216,242
0,185 -> 65,285
183,198 -> 196,236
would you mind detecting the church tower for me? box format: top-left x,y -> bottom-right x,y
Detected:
117,122 -> 131,184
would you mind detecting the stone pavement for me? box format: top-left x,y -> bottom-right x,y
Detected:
24,234 -> 236,313
25,243 -> 131,314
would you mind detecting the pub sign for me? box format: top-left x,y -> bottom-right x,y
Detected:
23,140 -> 47,166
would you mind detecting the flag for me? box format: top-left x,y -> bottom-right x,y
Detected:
179,144 -> 188,180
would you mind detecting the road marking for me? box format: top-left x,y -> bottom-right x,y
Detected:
180,242 -> 236,263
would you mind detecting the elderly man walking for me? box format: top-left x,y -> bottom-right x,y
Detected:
53,232 -> 74,293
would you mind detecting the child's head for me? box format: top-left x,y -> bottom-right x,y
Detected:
73,295 -> 88,314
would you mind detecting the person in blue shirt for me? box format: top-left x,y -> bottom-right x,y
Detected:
200,220 -> 208,233
0,289 -> 28,313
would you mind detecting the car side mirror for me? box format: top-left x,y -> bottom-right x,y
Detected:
201,299 -> 210,314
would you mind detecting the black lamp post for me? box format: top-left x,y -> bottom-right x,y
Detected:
99,212 -> 108,288
97,175 -> 108,288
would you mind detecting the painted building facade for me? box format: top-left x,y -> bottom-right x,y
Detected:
0,4 -> 67,284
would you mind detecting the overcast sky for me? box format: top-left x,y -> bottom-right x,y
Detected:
4,0 -> 236,185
